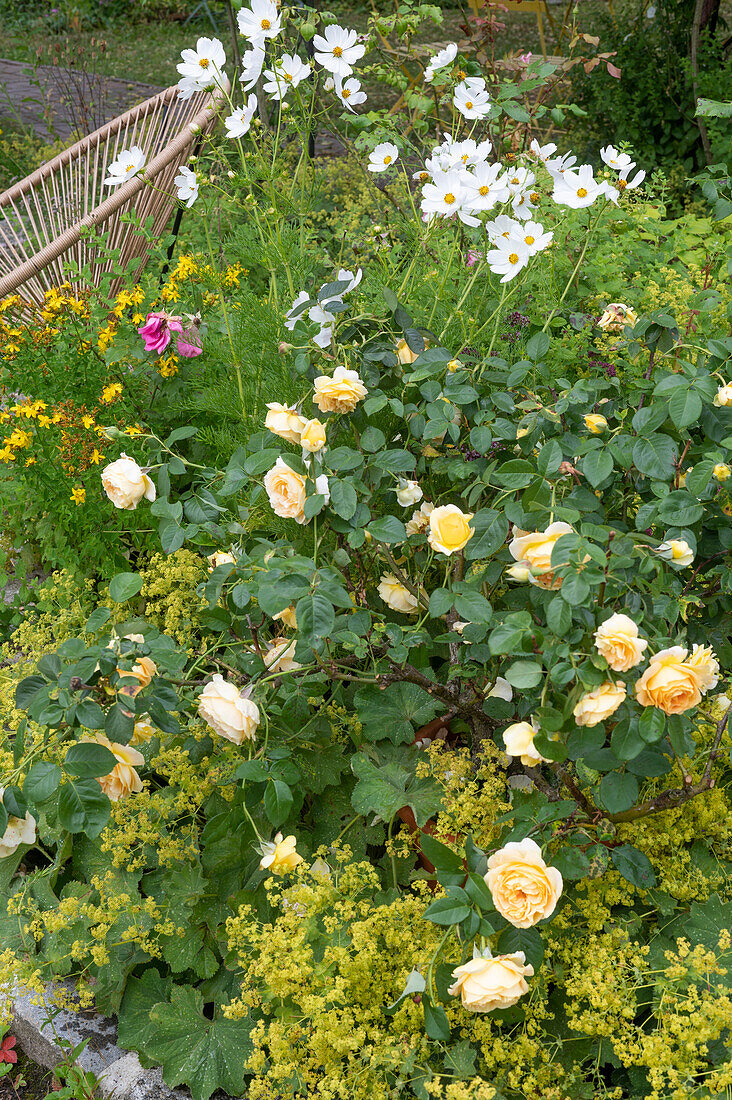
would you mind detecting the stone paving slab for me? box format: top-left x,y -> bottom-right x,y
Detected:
0,58 -> 163,141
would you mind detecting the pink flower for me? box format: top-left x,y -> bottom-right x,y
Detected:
466,249 -> 483,267
138,312 -> 184,354
520,52 -> 532,63
176,324 -> 203,358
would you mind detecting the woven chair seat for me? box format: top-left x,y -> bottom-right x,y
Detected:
0,81 -> 228,308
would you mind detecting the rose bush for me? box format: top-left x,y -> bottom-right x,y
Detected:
1,1 -> 732,1098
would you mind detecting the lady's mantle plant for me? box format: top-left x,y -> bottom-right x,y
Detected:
2,1 -> 732,1097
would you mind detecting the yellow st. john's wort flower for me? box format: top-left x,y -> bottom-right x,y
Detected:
70,486 -> 86,505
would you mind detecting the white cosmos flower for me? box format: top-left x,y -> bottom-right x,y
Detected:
600,144 -> 634,170
504,166 -> 535,196
104,146 -> 145,186
529,139 -> 557,163
618,165 -> 646,190
485,237 -> 530,283
240,44 -> 266,92
511,190 -> 541,220
424,42 -> 457,82
552,164 -> 605,208
237,0 -> 281,43
462,162 -> 510,211
176,37 -> 226,97
514,220 -> 553,255
262,53 -> 310,100
421,170 -> 478,226
313,25 -> 365,78
335,76 -> 367,112
174,165 -> 199,207
545,151 -> 577,175
224,94 -> 258,138
486,214 -> 520,244
443,136 -> 493,168
368,141 -> 399,173
453,77 -> 491,120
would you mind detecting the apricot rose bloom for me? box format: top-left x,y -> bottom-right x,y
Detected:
262,639 -> 301,673
598,302 -> 637,332
299,418 -> 327,452
378,574 -> 419,613
273,605 -> 298,630
573,681 -> 627,727
118,656 -> 157,698
593,613 -> 648,672
88,735 -> 144,801
502,720 -> 546,766
207,551 -> 235,570
396,338 -> 418,365
312,365 -> 367,414
130,716 -> 157,745
509,521 -> 574,589
259,833 -> 303,875
584,413 -> 607,434
102,454 -> 156,510
264,457 -> 307,524
448,952 -> 534,1013
635,645 -> 717,715
265,402 -> 307,445
198,674 -> 260,744
406,501 -> 434,536
485,837 -> 563,928
427,504 -> 474,556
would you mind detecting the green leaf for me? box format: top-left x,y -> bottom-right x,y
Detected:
536,439 -> 562,476
546,597 -> 571,635
667,386 -> 702,428
58,778 -> 111,837
632,435 -> 677,479
354,683 -> 441,744
350,753 -> 443,827
160,522 -> 186,555
75,698 -> 106,730
367,516 -> 407,543
109,573 -> 143,603
429,588 -> 454,618
117,968 -> 173,1054
598,772 -> 638,813
494,459 -> 536,489
552,847 -> 591,880
582,449 -> 613,487
423,998 -> 451,1041
85,607 -> 112,633
463,510 -> 509,561
106,703 -> 135,743
657,491 -> 703,526
420,833 -> 464,877
423,893 -> 471,926
23,761 -> 62,803
639,707 -> 666,743
15,675 -> 47,710
526,332 -> 550,361
295,593 -> 335,641
453,590 -> 492,623
2,786 -> 26,819
329,480 -> 358,520
263,779 -> 293,827
144,986 -> 253,1100
504,660 -> 543,689
611,845 -> 656,888
498,925 -> 544,968
63,742 -> 118,779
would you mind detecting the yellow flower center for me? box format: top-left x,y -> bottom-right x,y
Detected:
530,191 -> 540,203
525,235 -> 535,245
479,185 -> 489,196
461,154 -> 469,163
419,171 -> 428,181
261,18 -> 271,29
383,155 -> 392,164
125,164 -> 134,172
509,253 -> 519,264
577,187 -> 588,198
199,58 -> 210,68
333,46 -> 343,56
283,72 -> 292,81
465,100 -> 473,109
617,179 -> 627,190
444,192 -> 456,204
510,176 -> 520,184
342,88 -> 351,98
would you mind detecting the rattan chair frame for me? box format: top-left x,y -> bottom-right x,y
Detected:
0,79 -> 228,306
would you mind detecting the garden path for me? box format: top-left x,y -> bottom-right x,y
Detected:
0,58 -> 163,142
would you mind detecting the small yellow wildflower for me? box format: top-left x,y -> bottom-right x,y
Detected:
71,486 -> 86,504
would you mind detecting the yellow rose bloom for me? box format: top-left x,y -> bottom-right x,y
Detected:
207,551 -> 235,570
509,521 -> 574,589
686,643 -> 719,693
396,338 -> 418,365
713,383 -> 732,408
714,463 -> 731,481
485,837 -> 562,928
655,539 -> 694,568
593,612 -> 648,672
427,504 -> 474,556
584,413 -> 608,434
130,717 -> 157,746
273,605 -> 298,630
573,681 -> 626,726
448,952 -> 534,1013
300,418 -> 327,453
312,366 -> 367,414
405,501 -> 434,536
635,646 -> 709,715
502,720 -> 546,766
86,734 -> 144,802
262,639 -> 301,673
265,402 -> 307,445
263,457 -> 307,524
377,574 -> 419,614
597,302 -> 637,332
259,833 -> 303,875
118,656 -> 157,698
198,674 -> 260,744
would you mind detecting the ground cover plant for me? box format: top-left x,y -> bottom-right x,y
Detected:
1,2 -> 732,1099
